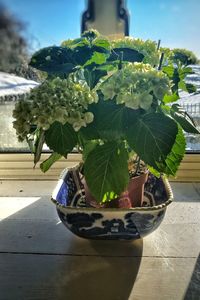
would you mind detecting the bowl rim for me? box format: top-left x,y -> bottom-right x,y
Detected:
51,167 -> 173,212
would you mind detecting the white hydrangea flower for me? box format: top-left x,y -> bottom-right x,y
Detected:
100,62 -> 170,111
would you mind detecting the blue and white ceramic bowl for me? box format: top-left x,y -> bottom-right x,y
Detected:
51,166 -> 173,240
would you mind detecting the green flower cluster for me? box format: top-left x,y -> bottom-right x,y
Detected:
100,63 -> 170,110
13,77 -> 97,141
112,37 -> 160,66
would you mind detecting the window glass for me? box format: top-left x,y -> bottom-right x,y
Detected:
0,101 -> 29,151
179,65 -> 200,151
0,0 -> 200,152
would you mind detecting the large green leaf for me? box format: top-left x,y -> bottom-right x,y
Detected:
92,38 -> 111,53
107,47 -> 144,63
157,126 -> 186,176
30,46 -> 76,74
30,45 -> 96,73
171,104 -> 200,134
84,68 -> 107,89
94,100 -> 139,141
80,100 -> 139,142
72,45 -> 94,66
126,113 -> 178,171
40,152 -> 62,173
45,122 -> 77,155
84,52 -> 108,67
79,121 -> 100,141
67,37 -> 89,48
82,141 -> 100,161
84,142 -> 129,202
79,103 -> 100,141
93,101 -> 125,140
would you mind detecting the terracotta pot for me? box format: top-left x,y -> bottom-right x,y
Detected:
126,171 -> 148,207
83,171 -> 148,208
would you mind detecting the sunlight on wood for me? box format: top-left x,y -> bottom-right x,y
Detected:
0,197 -> 40,220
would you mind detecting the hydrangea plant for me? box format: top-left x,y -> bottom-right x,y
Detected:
111,37 -> 160,66
13,30 -> 200,203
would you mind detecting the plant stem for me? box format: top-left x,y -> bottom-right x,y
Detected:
135,157 -> 141,175
118,51 -> 123,70
158,52 -> 165,70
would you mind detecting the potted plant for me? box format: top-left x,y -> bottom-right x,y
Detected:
12,30 -> 200,239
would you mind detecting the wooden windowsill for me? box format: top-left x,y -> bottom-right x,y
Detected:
0,153 -> 200,181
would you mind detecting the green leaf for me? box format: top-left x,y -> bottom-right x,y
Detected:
162,65 -> 175,78
96,101 -> 140,141
171,104 -> 200,134
179,67 -> 193,80
72,45 -> 94,66
79,121 -> 100,141
97,61 -> 119,72
79,103 -> 100,140
82,141 -> 99,161
84,142 -> 129,202
45,122 -> 77,155
178,81 -> 188,92
93,38 -> 110,49
163,93 -> 179,103
126,113 -> 178,172
92,38 -> 111,53
68,37 -> 89,48
82,100 -> 139,142
108,48 -> 144,62
33,130 -> 45,166
158,126 -> 186,176
163,65 -> 180,95
40,152 -> 62,173
163,65 -> 196,96
84,52 -> 108,67
30,46 -> 76,74
84,68 -> 107,89
185,83 -> 197,94
173,52 -> 189,65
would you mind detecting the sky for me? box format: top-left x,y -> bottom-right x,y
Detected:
1,0 -> 200,57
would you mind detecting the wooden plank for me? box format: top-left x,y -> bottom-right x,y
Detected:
0,162 -> 77,172
0,161 -> 195,170
171,170 -> 200,181
0,175 -> 59,180
0,153 -> 200,181
170,177 -> 200,182
0,254 -> 198,300
0,181 -> 57,196
3,153 -> 199,163
0,206 -> 199,257
0,182 -> 199,300
176,170 -> 200,176
177,162 -> 200,170
0,169 -> 63,176
0,161 -> 79,169
181,154 -> 200,163
0,153 -> 82,162
0,153 -> 81,180
130,257 -> 199,300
